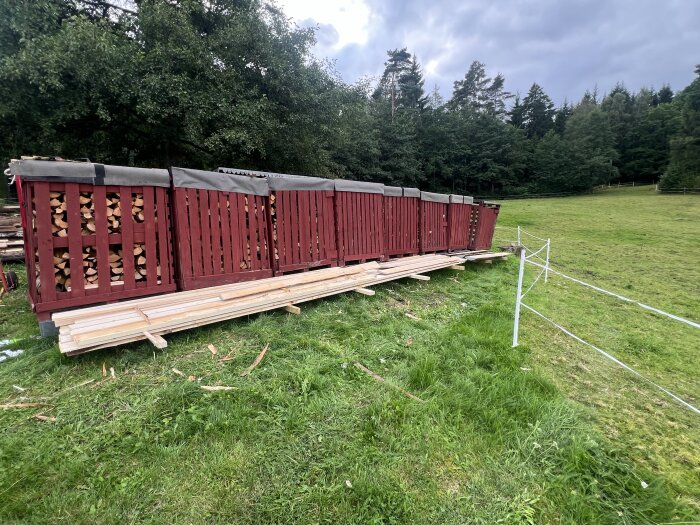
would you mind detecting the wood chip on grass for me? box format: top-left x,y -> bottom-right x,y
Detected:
1,403 -> 49,409
32,414 -> 57,422
207,343 -> 218,356
200,385 -> 235,392
354,362 -> 424,402
240,343 -> 269,377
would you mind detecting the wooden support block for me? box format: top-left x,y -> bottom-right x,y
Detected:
449,265 -> 465,271
353,287 -> 375,296
143,331 -> 167,349
283,304 -> 301,315
408,274 -> 430,281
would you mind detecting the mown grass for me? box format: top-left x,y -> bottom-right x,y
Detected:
0,185 -> 697,523
493,185 -> 700,514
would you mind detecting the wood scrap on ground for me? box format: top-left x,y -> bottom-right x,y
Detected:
207,343 -> 218,355
240,343 -> 269,377
32,414 -> 57,422
0,402 -> 48,409
200,385 -> 235,392
353,362 -> 424,402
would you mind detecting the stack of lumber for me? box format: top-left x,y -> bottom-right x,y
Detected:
46,191 -> 157,292
55,253 -> 507,355
0,204 -> 23,260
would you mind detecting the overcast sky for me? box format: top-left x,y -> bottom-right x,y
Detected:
276,0 -> 700,105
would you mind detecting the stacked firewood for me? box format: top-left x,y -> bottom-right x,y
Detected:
42,191 -> 159,292
0,204 -> 23,260
52,243 -> 160,292
270,193 -> 279,261
241,195 -> 262,269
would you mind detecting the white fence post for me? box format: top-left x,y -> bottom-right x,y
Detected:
544,238 -> 551,283
517,225 -> 521,246
512,247 -> 526,347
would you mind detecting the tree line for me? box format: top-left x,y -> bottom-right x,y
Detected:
1,0 -> 698,198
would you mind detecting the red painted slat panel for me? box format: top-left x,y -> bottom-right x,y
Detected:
34,182 -> 57,303
229,192 -> 242,272
199,189 -> 212,276
219,192 -> 233,274
156,188 -> 170,284
209,189 -> 222,274
298,190 -> 310,263
143,186 -> 158,288
65,184 -> 85,295
93,185 -> 110,295
309,191 -> 318,261
187,189 -> 203,278
121,187 -> 137,290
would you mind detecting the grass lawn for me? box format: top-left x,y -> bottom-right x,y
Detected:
1,185 -> 698,524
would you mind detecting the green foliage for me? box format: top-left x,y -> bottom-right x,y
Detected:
0,2 -> 697,199
661,70 -> 700,189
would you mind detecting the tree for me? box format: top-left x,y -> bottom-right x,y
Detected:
657,84 -> 674,105
519,83 -> 555,138
553,102 -> 573,134
373,48 -> 427,118
661,66 -> 700,189
450,61 -> 512,117
601,84 -> 635,179
564,100 -> 618,188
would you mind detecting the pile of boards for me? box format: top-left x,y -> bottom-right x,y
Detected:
0,204 -> 23,260
55,251 -> 509,355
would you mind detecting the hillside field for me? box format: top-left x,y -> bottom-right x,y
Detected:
0,185 -> 698,524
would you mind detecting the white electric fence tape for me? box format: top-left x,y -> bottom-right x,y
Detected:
520,303 -> 700,416
525,260 -> 700,331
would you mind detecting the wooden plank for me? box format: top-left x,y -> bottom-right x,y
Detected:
209,189 -> 222,274
198,188 -> 212,276
353,287 -> 375,296
309,190 -> 318,261
93,185 -> 110,295
283,304 -> 301,315
234,193 -> 247,269
143,330 -> 167,349
34,182 -> 57,303
187,189 -> 203,279
463,252 -> 510,261
121,186 -> 136,290
65,184 -> 84,295
449,265 -> 465,270
143,186 -> 158,287
229,192 -> 242,273
408,274 -> 430,281
219,192 -> 233,274
155,188 -> 171,283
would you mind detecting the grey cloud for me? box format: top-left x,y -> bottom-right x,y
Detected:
306,0 -> 700,104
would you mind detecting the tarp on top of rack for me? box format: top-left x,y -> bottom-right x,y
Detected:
403,187 -> 420,198
10,160 -> 170,187
334,179 -> 384,194
171,167 -> 268,196
384,186 -> 403,197
420,191 -> 450,203
268,176 -> 334,191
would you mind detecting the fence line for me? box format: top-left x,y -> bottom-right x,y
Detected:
520,303 -> 700,416
525,260 -> 700,331
511,230 -> 700,417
